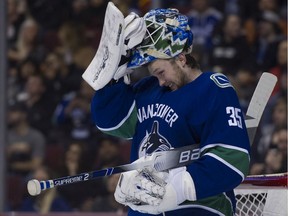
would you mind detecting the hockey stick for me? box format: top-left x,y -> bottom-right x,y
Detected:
27,72 -> 277,196
27,144 -> 200,196
245,72 -> 278,145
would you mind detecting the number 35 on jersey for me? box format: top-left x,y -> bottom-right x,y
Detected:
226,106 -> 243,129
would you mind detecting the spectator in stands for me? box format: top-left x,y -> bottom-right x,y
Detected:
8,18 -> 46,65
25,0 -> 69,30
56,22 -> 85,66
7,65 -> 20,105
239,0 -> 286,47
69,0 -> 89,24
263,147 -> 284,174
20,165 -> 71,213
53,80 -> 95,140
62,141 -> 87,175
17,74 -> 57,137
269,127 -> 287,172
59,43 -> 95,96
232,67 -> 257,113
273,127 -> 287,171
40,52 -> 68,103
18,58 -> 39,87
250,97 -> 287,174
82,0 -> 107,49
186,0 -> 223,51
260,97 -> 287,153
270,39 -> 287,95
253,0 -> 283,27
11,58 -> 39,102
92,174 -> 127,214
261,40 -> 287,126
251,126 -> 287,174
7,102 -> 45,177
56,22 -> 95,92
85,135 -> 131,212
94,136 -> 124,169
111,0 -> 136,16
209,14 -> 256,76
254,11 -> 285,72
7,0 -> 26,45
72,45 -> 95,74
57,141 -> 104,211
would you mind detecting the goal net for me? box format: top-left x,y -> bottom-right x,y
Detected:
235,173 -> 288,216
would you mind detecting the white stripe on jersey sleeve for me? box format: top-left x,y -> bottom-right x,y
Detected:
96,100 -> 136,131
203,152 -> 245,180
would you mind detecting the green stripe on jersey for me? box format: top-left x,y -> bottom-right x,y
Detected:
181,193 -> 234,215
203,145 -> 250,177
101,106 -> 138,139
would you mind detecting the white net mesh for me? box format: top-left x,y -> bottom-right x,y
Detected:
235,173 -> 288,216
235,189 -> 269,216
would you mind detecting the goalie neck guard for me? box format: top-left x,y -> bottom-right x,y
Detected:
128,8 -> 193,68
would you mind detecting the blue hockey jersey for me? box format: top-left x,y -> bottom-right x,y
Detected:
91,72 -> 250,216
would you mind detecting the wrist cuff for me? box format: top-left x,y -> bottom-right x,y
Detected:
183,171 -> 196,201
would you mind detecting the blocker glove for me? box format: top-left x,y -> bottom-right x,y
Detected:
114,169 -> 167,206
114,162 -> 197,215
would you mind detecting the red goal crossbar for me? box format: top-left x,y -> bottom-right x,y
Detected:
240,172 -> 288,188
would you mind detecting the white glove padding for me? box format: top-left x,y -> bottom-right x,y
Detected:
114,169 -> 167,207
113,12 -> 146,81
82,3 -> 146,90
82,2 -> 125,90
123,12 -> 147,52
127,167 -> 197,215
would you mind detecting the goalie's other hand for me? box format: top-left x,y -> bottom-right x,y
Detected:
114,169 -> 165,206
114,166 -> 197,215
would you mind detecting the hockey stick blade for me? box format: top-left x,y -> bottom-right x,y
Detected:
245,72 -> 277,145
27,72 -> 277,196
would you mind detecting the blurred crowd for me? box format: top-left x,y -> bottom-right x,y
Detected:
5,0 -> 287,214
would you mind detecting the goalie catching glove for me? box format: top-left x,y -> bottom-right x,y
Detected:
82,2 -> 146,90
114,161 -> 196,214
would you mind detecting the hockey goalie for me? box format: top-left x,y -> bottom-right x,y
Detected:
83,2 -> 251,215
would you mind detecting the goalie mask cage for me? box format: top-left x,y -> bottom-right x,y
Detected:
234,172 -> 288,216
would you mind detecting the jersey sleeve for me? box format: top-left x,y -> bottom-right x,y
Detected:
187,74 -> 250,199
91,79 -> 138,139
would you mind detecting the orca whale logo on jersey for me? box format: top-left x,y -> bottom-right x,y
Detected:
138,121 -> 172,157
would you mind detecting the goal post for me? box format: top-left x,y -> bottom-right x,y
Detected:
235,173 -> 288,216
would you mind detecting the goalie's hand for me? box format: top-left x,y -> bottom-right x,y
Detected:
114,169 -> 167,206
113,12 -> 146,81
114,166 -> 196,215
